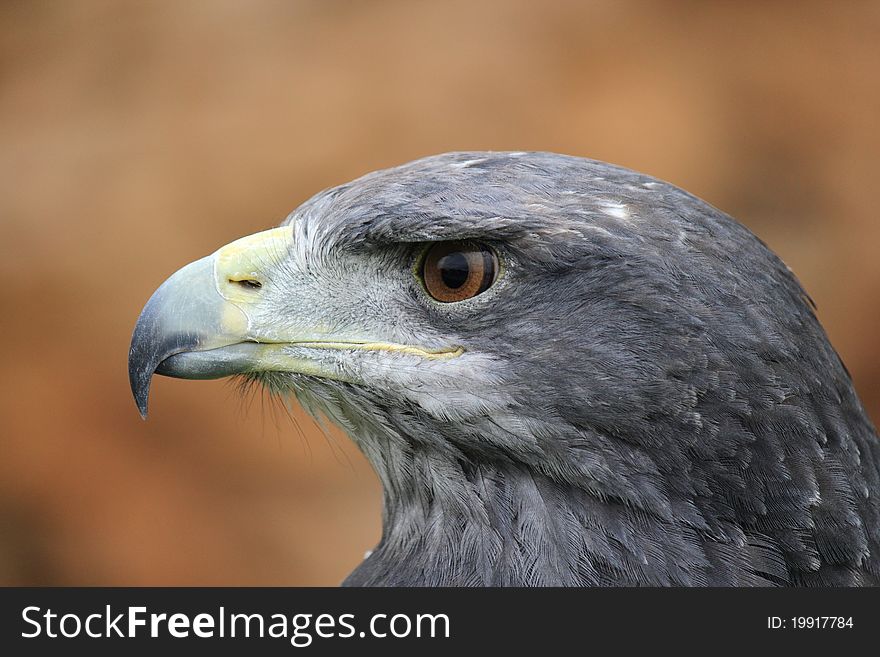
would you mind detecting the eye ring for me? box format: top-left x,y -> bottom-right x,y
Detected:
420,241 -> 499,303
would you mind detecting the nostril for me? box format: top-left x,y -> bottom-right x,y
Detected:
229,278 -> 262,290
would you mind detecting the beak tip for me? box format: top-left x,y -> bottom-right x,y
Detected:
132,381 -> 151,419
129,358 -> 153,420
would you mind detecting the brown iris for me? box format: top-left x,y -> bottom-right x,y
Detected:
421,241 -> 499,302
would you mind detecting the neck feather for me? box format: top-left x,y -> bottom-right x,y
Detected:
344,440 -> 703,586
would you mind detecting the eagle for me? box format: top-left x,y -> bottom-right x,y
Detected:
129,151 -> 880,586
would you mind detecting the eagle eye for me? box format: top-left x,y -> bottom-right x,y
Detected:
421,241 -> 498,303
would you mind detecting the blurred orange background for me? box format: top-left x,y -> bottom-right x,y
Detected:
1,0 -> 878,585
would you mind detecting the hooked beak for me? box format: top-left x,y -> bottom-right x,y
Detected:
128,227 -> 293,418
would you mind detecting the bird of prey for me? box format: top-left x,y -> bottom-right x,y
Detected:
129,151 -> 880,586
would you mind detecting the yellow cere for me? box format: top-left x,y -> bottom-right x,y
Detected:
213,226 -> 294,304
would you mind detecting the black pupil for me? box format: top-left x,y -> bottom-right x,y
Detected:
438,251 -> 470,289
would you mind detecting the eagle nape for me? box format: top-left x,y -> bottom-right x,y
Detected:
128,151 -> 880,586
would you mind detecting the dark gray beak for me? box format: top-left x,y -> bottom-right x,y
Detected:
128,227 -> 294,418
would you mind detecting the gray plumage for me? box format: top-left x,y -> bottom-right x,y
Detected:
133,151 -> 880,586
